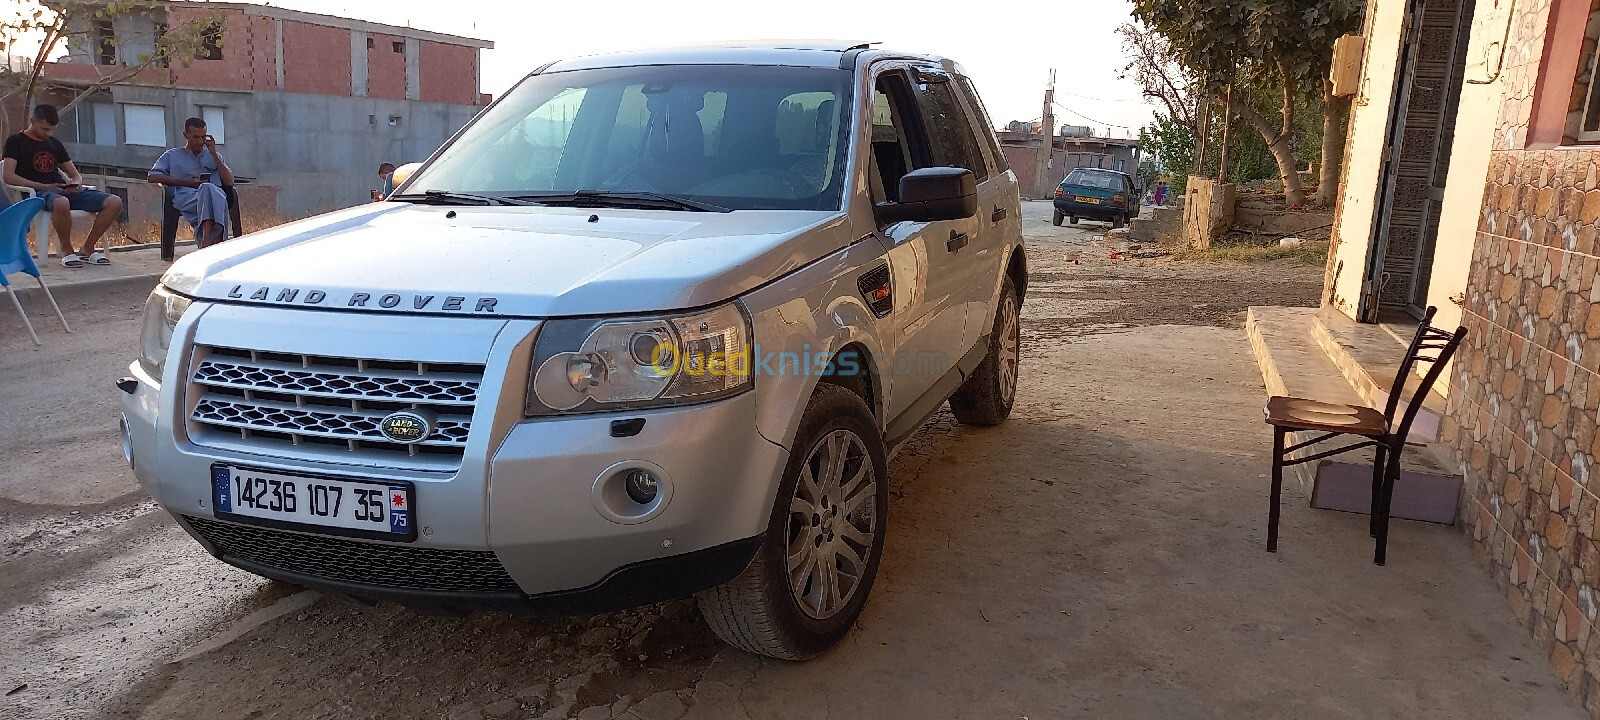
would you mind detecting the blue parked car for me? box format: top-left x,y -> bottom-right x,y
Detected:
1052,168 -> 1140,229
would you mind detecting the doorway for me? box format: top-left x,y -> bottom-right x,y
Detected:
1361,0 -> 1477,321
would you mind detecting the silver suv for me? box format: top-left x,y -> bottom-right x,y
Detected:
120,43 -> 1026,659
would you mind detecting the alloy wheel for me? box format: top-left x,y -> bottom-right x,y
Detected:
786,429 -> 878,620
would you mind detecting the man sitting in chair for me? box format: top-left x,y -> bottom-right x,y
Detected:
148,117 -> 233,248
2,104 -> 124,268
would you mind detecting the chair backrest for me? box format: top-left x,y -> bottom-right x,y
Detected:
1382,305 -> 1469,441
0,197 -> 45,276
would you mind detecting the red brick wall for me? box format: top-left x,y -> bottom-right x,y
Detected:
366,32 -> 407,100
420,41 -> 478,105
167,8 -> 271,92
281,20 -> 351,97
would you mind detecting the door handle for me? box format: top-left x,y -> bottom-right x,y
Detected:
991,206 -> 1008,222
947,231 -> 969,252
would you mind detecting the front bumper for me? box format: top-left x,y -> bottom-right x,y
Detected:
120,303 -> 788,611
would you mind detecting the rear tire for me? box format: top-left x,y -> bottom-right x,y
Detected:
697,385 -> 889,660
949,276 -> 1021,426
1069,216 -> 1079,225
1051,210 -> 1064,227
1112,214 -> 1127,229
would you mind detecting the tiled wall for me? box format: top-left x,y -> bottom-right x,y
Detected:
1443,0 -> 1600,714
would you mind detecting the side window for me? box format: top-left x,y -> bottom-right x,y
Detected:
870,70 -> 931,202
958,76 -> 1008,173
911,71 -> 986,181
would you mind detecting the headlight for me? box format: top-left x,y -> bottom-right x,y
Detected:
139,286 -> 191,379
526,302 -> 752,415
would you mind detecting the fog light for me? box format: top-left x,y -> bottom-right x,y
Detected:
624,469 -> 659,504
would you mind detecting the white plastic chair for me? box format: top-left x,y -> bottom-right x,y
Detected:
2,184 -> 94,260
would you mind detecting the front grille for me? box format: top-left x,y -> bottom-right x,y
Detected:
187,346 -> 484,470
185,515 -> 521,593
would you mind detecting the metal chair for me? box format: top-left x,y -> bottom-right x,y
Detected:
0,197 -> 72,346
1263,306 -> 1467,565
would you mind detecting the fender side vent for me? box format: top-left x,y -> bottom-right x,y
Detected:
857,264 -> 893,318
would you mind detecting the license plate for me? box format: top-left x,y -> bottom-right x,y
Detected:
211,464 -> 415,541
1076,196 -> 1101,205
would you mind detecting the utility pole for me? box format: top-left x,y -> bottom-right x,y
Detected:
1034,69 -> 1056,200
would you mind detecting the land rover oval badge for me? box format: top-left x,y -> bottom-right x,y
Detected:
379,410 -> 434,444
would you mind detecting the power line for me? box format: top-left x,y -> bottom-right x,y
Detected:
1052,101 -> 1135,130
1058,91 -> 1147,105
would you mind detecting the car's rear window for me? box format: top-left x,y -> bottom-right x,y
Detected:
1062,171 -> 1122,190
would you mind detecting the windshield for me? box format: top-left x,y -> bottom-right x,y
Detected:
1062,170 -> 1123,190
405,64 -> 854,211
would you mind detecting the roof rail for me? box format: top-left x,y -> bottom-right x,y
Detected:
839,42 -> 877,70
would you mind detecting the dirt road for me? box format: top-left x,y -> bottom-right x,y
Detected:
0,202 -> 1581,720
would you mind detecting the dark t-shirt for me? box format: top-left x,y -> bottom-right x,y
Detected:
2,132 -> 70,185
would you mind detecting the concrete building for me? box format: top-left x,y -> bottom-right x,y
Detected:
16,1 -> 492,223
995,129 -> 1140,198
1255,0 -> 1600,714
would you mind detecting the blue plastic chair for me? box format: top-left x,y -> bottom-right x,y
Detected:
1,197 -> 71,346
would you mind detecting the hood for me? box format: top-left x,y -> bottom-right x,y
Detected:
163,203 -> 850,317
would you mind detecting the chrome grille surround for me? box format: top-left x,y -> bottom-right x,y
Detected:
187,346 -> 484,469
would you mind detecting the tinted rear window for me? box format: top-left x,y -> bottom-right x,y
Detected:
1062,171 -> 1123,190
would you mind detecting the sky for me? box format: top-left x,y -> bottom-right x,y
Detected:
247,0 -> 1157,138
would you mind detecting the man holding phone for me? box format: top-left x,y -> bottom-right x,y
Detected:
2,104 -> 124,268
148,117 -> 233,248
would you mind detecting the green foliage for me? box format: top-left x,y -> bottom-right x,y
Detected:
1141,112 -> 1194,188
1131,0 -> 1363,96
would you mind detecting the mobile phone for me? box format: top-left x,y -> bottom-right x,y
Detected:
200,173 -> 212,184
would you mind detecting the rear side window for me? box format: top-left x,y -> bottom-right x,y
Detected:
958,76 -> 1008,173
912,72 -> 987,181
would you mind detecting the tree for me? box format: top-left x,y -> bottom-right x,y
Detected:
1140,112 -> 1195,192
1117,23 -> 1197,139
1129,0 -> 1362,206
0,0 -> 222,141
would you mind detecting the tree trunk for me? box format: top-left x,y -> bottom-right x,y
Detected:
1192,91 -> 1210,178
1217,85 -> 1234,182
1315,80 -> 1351,207
1274,58 -> 1306,206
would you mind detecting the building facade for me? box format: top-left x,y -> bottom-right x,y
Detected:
995,129 -> 1141,198
1328,0 -> 1600,713
18,1 -> 491,222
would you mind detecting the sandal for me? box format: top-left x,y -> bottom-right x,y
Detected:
61,254 -> 85,269
85,251 -> 110,265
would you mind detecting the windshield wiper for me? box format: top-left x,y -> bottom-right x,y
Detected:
510,190 -> 732,213
390,190 -> 537,206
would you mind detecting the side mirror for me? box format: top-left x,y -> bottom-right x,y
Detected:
875,167 -> 977,224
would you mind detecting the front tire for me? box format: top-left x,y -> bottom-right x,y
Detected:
697,385 -> 889,660
949,276 -> 1021,425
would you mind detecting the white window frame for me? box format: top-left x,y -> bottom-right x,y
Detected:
124,103 -> 167,147
200,105 -> 226,144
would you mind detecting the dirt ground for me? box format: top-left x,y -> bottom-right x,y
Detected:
0,201 -> 1583,720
